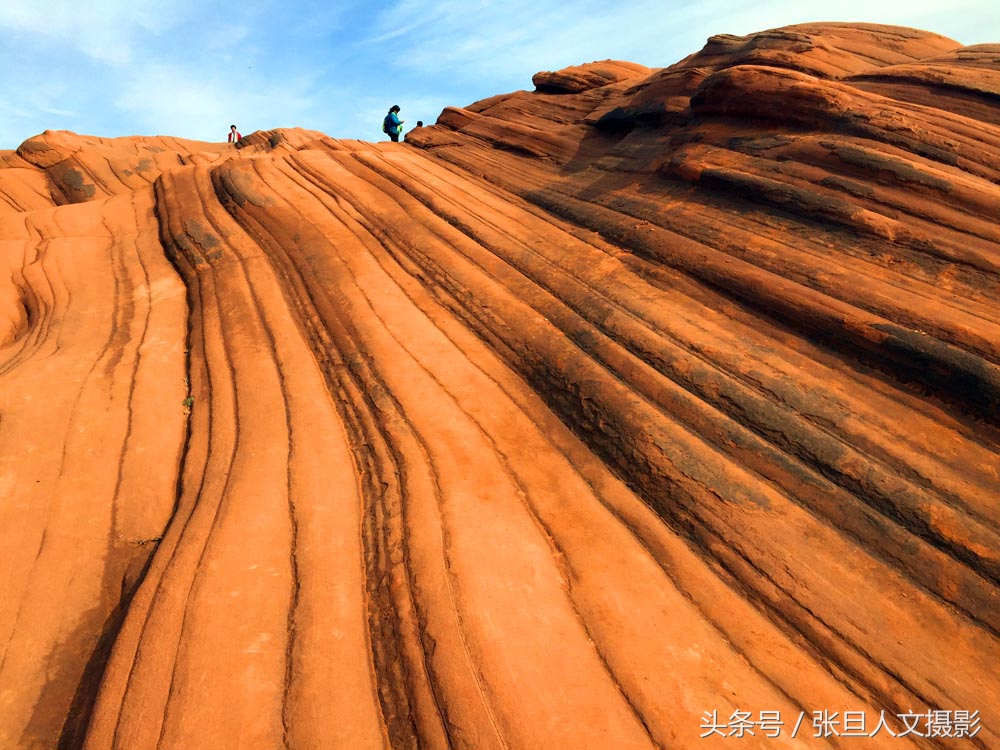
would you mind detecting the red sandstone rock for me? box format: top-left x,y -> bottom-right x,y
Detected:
532,60 -> 651,93
669,22 -> 959,78
848,44 -> 1000,124
1,22 -> 998,750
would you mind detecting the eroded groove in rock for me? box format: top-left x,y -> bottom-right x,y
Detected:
0,187 -> 188,749
1,20 -> 998,750
209,151 -> 838,750
277,144 -> 996,735
337,147 -> 1000,626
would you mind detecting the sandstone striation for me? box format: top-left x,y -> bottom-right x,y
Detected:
0,22 -> 998,750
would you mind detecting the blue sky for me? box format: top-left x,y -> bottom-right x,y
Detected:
1,0 -> 998,149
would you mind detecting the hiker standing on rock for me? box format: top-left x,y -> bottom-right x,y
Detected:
228,125 -> 242,145
404,121 -> 423,142
383,106 -> 404,142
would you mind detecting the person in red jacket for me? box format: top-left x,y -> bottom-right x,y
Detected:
228,125 -> 242,144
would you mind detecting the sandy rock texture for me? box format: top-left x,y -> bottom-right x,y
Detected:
0,22 -> 997,750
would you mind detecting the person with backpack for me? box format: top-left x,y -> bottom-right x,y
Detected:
383,106 -> 404,142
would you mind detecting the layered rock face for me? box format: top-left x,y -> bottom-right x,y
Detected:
1,22 -> 998,750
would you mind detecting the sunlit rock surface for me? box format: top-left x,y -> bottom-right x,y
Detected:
1,22 -> 998,750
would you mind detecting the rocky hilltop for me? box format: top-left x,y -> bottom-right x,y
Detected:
1,22 -> 998,750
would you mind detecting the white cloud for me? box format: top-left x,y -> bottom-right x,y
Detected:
692,0 -> 999,44
205,24 -> 252,58
40,106 -> 76,117
0,74 -> 83,147
0,0 -> 285,145
114,62 -> 321,141
365,0 -> 1000,82
1,0 -> 999,149
0,101 -> 31,118
0,0 -> 227,64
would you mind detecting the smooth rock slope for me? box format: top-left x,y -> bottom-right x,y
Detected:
1,22 -> 998,750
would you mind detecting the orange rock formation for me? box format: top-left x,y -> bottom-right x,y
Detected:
1,22 -> 998,750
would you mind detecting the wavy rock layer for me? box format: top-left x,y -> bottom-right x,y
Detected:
1,22 -> 998,750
